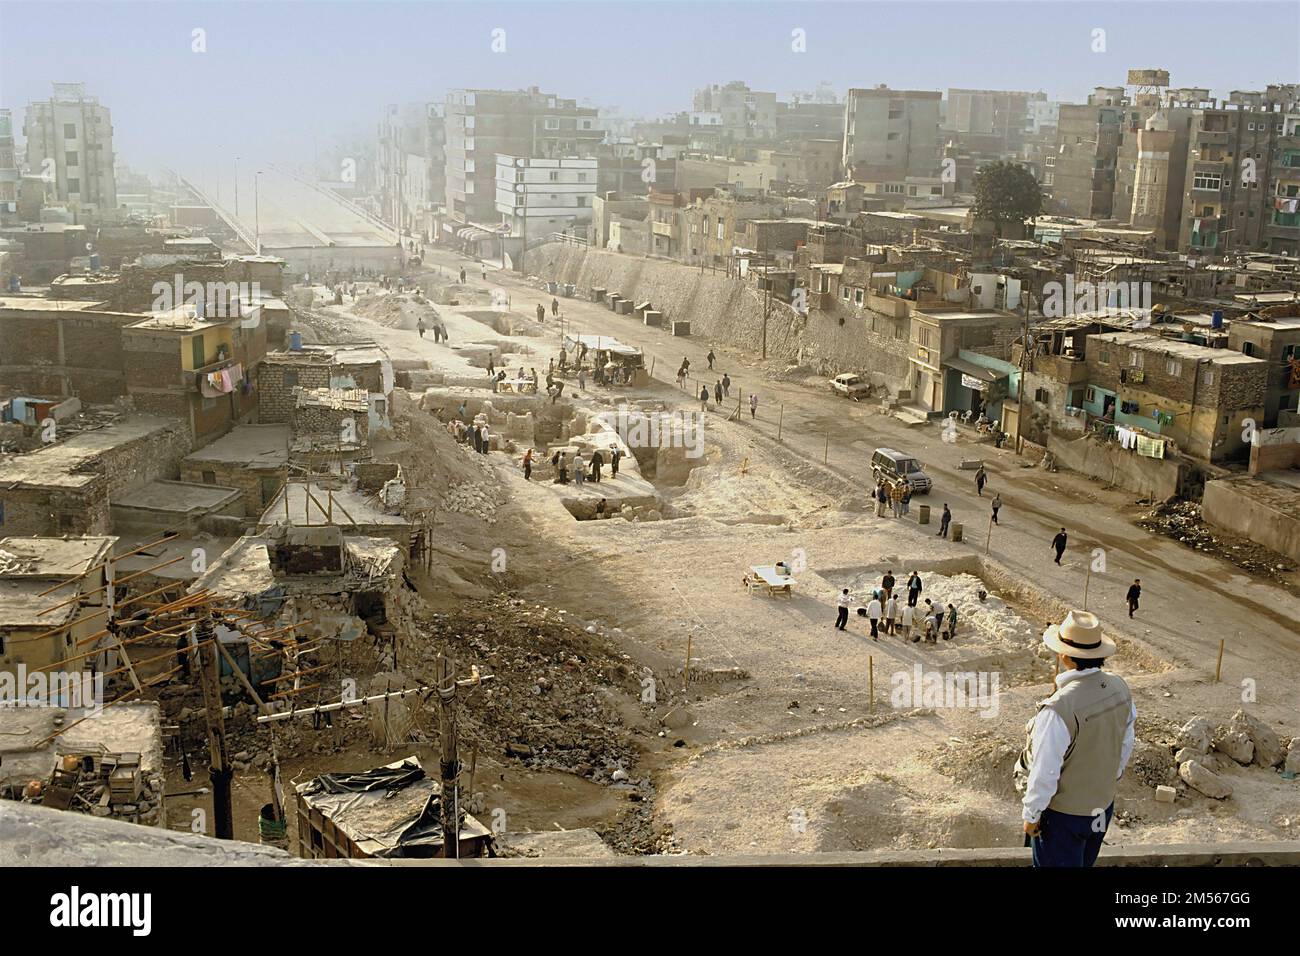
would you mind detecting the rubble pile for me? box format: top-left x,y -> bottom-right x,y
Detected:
1169,711 -> 1296,800
1138,499 -> 1295,580
404,595 -> 654,779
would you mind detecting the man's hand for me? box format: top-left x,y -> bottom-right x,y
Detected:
1023,820 -> 1040,838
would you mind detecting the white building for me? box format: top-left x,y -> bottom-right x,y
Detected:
22,83 -> 116,219
494,155 -> 597,238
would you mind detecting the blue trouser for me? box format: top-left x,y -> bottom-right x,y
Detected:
1032,802 -> 1113,867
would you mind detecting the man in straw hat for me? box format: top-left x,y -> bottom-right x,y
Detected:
1014,610 -> 1136,867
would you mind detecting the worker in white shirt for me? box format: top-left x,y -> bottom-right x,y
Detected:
883,593 -> 898,636
900,603 -> 915,642
834,588 -> 852,631
866,595 -> 882,641
1015,610 -> 1136,867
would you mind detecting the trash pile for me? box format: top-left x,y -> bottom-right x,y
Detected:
1138,499 -> 1295,579
1169,711 -> 1298,801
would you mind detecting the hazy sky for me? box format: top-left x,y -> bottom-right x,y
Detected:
2,0 -> 1298,175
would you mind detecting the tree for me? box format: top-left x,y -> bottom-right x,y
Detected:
972,162 -> 1043,238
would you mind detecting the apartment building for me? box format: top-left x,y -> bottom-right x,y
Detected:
946,88 -> 1047,152
693,82 -> 778,141
22,83 -> 116,219
1052,91 -> 1127,218
444,88 -> 603,226
1176,87 -> 1300,256
494,155 -> 598,239
376,102 -> 445,239
842,87 -> 942,181
0,110 -> 18,224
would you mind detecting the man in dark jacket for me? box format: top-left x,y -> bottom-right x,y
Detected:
937,504 -> 952,538
907,571 -> 923,608
1052,528 -> 1068,565
1126,579 -> 1141,618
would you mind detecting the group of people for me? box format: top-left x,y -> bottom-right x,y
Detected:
834,570 -> 958,644
872,478 -> 915,518
449,418 -> 491,454
416,315 -> 449,342
539,445 -> 622,486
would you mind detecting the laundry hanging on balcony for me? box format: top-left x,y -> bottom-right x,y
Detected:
199,362 -> 243,397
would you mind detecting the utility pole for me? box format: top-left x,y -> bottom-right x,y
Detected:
435,654 -> 461,859
193,614 -> 233,839
254,171 -> 262,256
1014,288 -> 1032,456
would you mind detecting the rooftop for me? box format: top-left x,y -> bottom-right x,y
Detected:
1090,331 -> 1267,364
0,703 -> 163,789
182,424 -> 290,468
0,535 -> 116,578
0,417 -> 182,489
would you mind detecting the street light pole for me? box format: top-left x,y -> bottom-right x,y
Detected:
254,171 -> 262,255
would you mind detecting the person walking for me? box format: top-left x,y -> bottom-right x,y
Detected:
699,384 -> 710,412
609,446 -> 621,479
991,493 -> 1002,525
835,588 -> 852,631
975,464 -> 987,496
884,592 -> 898,636
1126,579 -> 1141,618
706,349 -> 716,370
417,317 -> 426,338
536,303 -> 546,323
867,593 -> 882,641
551,297 -> 559,317
937,504 -> 952,538
1016,610 -> 1135,868
881,570 -> 896,604
522,448 -> 533,480
714,381 -> 723,406
573,452 -> 585,486
676,366 -> 687,390
1052,527 -> 1068,565
459,267 -> 466,284
722,373 -> 731,397
907,570 -> 922,608
749,393 -> 758,419
589,449 -> 604,483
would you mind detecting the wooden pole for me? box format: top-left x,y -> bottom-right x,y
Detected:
777,404 -> 784,442
868,656 -> 875,713
1083,565 -> 1091,610
435,655 -> 461,859
193,616 -> 234,840
823,431 -> 829,464
985,514 -> 994,555
1215,639 -> 1225,682
685,632 -> 693,689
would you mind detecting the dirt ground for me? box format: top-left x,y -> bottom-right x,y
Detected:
160,251 -> 1300,858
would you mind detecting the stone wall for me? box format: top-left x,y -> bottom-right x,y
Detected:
0,309 -> 134,402
529,243 -> 912,384
1203,477 -> 1300,562
1048,431 -> 1187,499
258,364 -> 330,423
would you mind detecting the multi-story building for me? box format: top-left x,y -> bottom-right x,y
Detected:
1176,87 -> 1300,255
680,191 -> 785,268
444,87 -> 603,227
22,82 -> 116,219
494,155 -> 598,240
946,88 -> 1047,152
0,110 -> 18,224
1082,331 -> 1268,462
1227,315 -> 1300,426
1052,91 -> 1127,218
842,87 -> 941,181
693,82 -> 778,141
376,102 -> 445,239
775,100 -> 844,144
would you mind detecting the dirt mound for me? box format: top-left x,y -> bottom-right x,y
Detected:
927,730 -> 1021,798
1138,499 -> 1295,581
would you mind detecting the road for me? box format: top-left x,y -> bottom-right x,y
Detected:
410,242 -> 1300,715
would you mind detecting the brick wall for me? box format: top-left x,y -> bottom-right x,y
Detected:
179,460 -> 283,516
0,484 -> 108,536
258,364 -> 330,423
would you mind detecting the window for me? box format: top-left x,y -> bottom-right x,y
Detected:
1085,387 -> 1097,403
1128,351 -> 1144,368
1201,368 -> 1214,386
577,172 -> 587,182
284,369 -> 299,387
1193,172 -> 1222,191
841,286 -> 851,300
65,151 -> 78,167
201,470 -> 216,484
854,288 -> 864,306
63,123 -> 76,139
1164,357 -> 1182,376
1034,387 -> 1050,403
549,171 -> 559,182
1241,341 -> 1255,357
1098,350 -> 1110,364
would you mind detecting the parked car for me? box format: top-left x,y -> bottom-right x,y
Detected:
871,447 -> 932,494
831,373 -> 871,399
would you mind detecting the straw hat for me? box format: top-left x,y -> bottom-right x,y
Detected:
1042,610 -> 1117,659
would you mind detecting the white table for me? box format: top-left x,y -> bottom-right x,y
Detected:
748,565 -> 796,597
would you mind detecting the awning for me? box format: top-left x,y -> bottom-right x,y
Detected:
944,356 -> 1004,383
